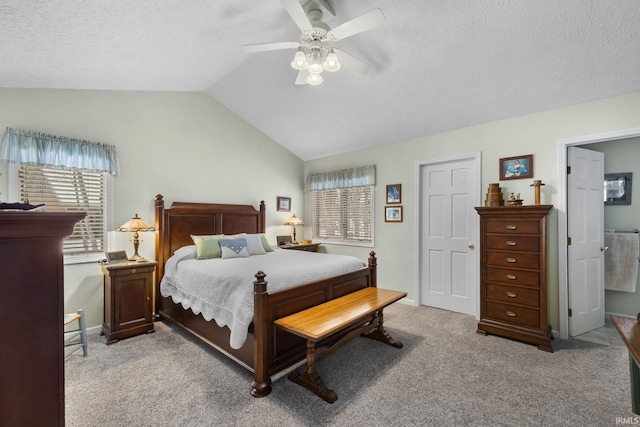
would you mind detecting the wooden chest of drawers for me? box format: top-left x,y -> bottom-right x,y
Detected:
475,205 -> 553,352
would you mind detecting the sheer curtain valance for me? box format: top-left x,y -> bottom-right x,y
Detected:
306,165 -> 376,191
1,127 -> 119,174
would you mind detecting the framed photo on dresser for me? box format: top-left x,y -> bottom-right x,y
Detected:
105,250 -> 128,263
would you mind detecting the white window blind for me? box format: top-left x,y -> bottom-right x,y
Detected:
312,186 -> 373,243
18,165 -> 107,256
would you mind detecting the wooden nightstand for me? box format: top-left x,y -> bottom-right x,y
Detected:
101,260 -> 157,344
280,243 -> 321,252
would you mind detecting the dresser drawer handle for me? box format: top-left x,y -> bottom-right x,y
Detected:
506,241 -> 517,246
506,225 -> 517,230
506,274 -> 517,280
506,311 -> 517,317
506,292 -> 517,298
506,257 -> 517,263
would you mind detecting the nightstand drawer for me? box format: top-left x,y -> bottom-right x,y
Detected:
486,235 -> 539,252
486,251 -> 540,269
486,301 -> 539,328
486,219 -> 539,234
486,267 -> 539,287
486,283 -> 539,307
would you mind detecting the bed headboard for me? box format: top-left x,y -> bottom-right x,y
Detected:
154,194 -> 266,292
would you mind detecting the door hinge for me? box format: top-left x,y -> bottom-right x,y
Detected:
567,237 -> 572,245
567,166 -> 571,174
568,308 -> 572,317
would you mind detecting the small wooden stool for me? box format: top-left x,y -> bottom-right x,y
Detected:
64,309 -> 88,358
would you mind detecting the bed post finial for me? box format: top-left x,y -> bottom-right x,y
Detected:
252,270 -> 272,398
368,251 -> 377,288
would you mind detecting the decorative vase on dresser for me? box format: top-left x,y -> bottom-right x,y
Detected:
0,211 -> 86,426
474,205 -> 553,352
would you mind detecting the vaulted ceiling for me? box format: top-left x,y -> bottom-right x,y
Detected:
1,1 -> 639,160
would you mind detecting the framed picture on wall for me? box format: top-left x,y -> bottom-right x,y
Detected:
277,196 -> 291,212
385,206 -> 403,222
386,184 -> 402,204
604,172 -> 632,205
499,154 -> 533,180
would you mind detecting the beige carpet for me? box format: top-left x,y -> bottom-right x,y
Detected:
65,303 -> 633,426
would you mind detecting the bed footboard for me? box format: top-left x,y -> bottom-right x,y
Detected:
251,251 -> 377,397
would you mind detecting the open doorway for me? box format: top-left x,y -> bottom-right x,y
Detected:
558,128 -> 640,340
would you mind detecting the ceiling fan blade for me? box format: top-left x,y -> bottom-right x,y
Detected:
242,41 -> 300,53
328,9 -> 385,41
281,0 -> 313,31
333,48 -> 371,75
295,70 -> 309,85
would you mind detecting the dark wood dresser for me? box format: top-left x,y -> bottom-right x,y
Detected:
475,205 -> 553,352
0,211 -> 86,426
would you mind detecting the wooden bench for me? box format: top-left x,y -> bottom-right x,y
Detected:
611,315 -> 640,414
274,287 -> 407,403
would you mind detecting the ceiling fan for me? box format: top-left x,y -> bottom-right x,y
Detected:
243,0 -> 385,86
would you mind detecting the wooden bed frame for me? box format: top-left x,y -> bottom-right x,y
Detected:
153,194 -> 378,397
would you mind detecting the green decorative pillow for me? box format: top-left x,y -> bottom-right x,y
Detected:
259,234 -> 274,252
191,234 -> 224,259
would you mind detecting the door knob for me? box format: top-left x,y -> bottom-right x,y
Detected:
601,246 -> 609,251
468,243 -> 474,249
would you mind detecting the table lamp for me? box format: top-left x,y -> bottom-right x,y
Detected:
117,214 -> 155,261
284,214 -> 304,244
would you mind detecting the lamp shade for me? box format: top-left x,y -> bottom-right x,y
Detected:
284,214 -> 304,226
117,214 -> 155,232
322,50 -> 341,72
291,50 -> 309,70
306,72 -> 323,85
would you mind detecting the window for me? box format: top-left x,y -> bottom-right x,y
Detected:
2,127 -> 118,263
311,186 -> 374,245
17,165 -> 108,258
307,165 -> 375,246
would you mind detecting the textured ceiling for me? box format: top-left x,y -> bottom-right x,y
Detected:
1,1 -> 639,160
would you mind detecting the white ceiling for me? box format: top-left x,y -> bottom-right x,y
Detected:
1,1 -> 639,160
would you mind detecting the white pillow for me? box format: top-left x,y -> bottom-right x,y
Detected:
243,234 -> 266,255
218,238 -> 250,259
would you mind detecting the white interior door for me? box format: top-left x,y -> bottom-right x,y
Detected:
419,156 -> 478,316
567,146 -> 605,336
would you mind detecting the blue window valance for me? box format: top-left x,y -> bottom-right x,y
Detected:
306,165 -> 376,191
1,127 -> 119,175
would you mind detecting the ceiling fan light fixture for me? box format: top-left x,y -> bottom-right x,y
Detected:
308,61 -> 324,73
307,48 -> 324,73
291,50 -> 309,70
307,72 -> 323,85
322,50 -> 341,72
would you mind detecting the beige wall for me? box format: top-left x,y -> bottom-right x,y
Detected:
2,88 -> 640,333
0,88 -> 305,330
305,91 -> 640,331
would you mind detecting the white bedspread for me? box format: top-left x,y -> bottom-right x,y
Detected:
160,246 -> 366,349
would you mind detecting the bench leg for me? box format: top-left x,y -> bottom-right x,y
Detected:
288,340 -> 338,403
363,310 -> 403,348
